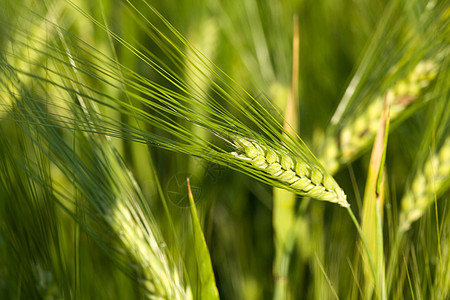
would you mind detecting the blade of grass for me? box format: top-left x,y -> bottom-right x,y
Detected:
360,92 -> 391,300
187,178 -> 220,300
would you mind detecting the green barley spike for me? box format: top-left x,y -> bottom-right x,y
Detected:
322,59 -> 439,174
399,136 -> 450,231
341,60 -> 438,160
232,137 -> 349,207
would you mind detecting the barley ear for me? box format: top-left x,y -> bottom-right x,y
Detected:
233,137 -> 349,207
322,59 -> 439,174
399,136 -> 450,231
111,201 -> 191,299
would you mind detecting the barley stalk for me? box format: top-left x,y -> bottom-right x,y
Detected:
399,136 -> 450,231
232,137 -> 349,207
322,59 -> 439,174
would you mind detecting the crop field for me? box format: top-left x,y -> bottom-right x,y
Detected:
0,0 -> 448,299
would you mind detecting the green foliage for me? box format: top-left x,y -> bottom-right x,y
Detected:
187,179 -> 219,300
0,0 -> 449,299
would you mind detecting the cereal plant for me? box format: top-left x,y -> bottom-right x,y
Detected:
0,0 -> 448,299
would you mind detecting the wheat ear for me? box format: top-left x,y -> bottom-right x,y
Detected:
232,137 -> 349,207
322,60 -> 439,174
399,136 -> 450,231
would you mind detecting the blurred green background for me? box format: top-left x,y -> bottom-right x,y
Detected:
0,0 -> 448,299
